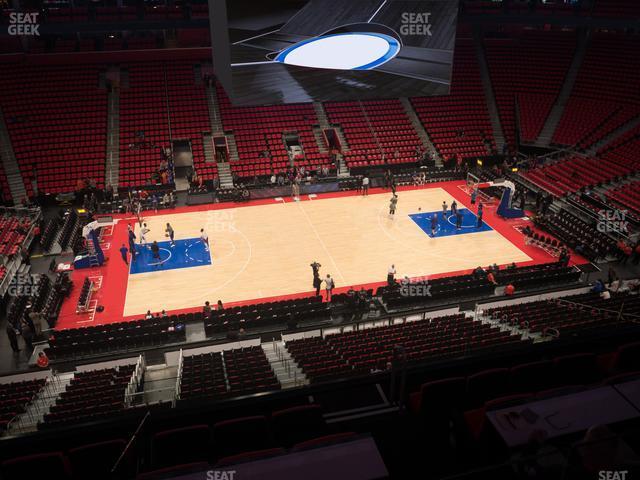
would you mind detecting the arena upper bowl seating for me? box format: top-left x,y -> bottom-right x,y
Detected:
286,314 -> 527,383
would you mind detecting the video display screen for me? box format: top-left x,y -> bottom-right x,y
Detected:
210,0 -> 459,105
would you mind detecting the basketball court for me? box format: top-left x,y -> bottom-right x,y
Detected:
55,181 -> 578,329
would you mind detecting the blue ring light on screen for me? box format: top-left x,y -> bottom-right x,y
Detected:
274,32 -> 401,71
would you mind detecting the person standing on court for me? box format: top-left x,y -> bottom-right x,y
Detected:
165,223 -> 175,247
119,244 -> 129,265
324,274 -> 335,302
310,261 -> 321,279
151,241 -> 161,267
389,194 -> 398,217
135,200 -> 143,227
477,204 -> 484,228
451,200 -> 458,216
430,214 -> 438,237
139,223 -> 150,246
127,224 -> 136,249
362,175 -> 369,196
455,210 -> 463,230
313,274 -> 322,297
471,187 -> 478,205
442,201 -> 448,219
200,228 -> 210,252
387,265 -> 396,286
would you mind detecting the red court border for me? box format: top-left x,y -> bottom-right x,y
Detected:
54,181 -> 588,330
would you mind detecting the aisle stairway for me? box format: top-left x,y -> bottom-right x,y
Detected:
262,341 -> 308,389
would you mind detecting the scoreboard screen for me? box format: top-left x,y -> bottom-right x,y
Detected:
209,0 -> 460,105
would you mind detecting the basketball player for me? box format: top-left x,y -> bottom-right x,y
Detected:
389,195 -> 398,216
430,214 -> 438,237
200,228 -> 210,252
451,200 -> 458,216
455,210 -> 463,230
165,223 -> 175,247
139,223 -> 150,246
135,200 -> 143,226
442,201 -> 448,219
150,241 -> 160,267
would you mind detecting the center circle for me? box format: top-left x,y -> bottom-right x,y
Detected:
275,32 -> 400,70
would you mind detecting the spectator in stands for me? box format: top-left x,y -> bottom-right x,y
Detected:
145,310 -> 153,320
20,318 -> 34,351
203,301 -> 212,321
504,284 -> 515,296
36,351 -> 49,369
29,309 -> 45,336
5,323 -> 19,354
217,300 -> 224,311
559,247 -> 570,267
508,262 -> 517,270
608,268 -> 619,287
287,312 -> 298,331
592,279 -> 605,294
104,184 -> 114,203
161,310 -> 168,318
487,271 -> 498,286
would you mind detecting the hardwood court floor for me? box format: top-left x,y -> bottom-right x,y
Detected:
123,187 -> 531,316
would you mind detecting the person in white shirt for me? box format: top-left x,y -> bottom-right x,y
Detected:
387,264 -> 396,286
200,228 -> 210,252
324,274 -> 335,301
362,176 -> 369,196
139,223 -> 150,246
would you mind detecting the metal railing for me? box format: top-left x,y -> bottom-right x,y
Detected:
175,348 -> 184,403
